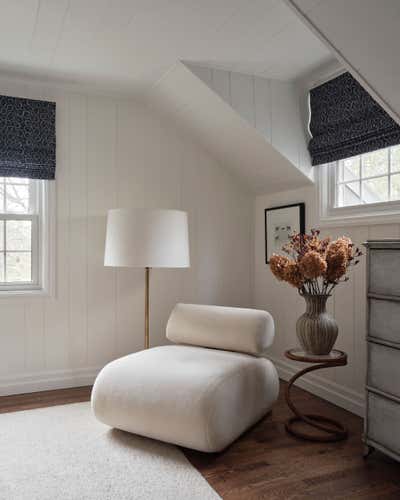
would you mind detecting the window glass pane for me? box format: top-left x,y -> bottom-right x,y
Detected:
391,173 -> 400,200
6,252 -> 31,282
5,184 -> 30,213
362,149 -> 389,177
0,221 -> 3,251
338,157 -> 360,182
0,182 -> 4,213
338,182 -> 361,207
362,176 -> 389,203
391,145 -> 400,173
337,184 -> 343,207
6,220 -> 31,251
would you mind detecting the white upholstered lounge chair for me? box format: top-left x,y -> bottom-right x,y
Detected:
91,303 -> 279,452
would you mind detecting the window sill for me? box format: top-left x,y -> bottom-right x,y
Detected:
0,288 -> 53,299
319,208 -> 400,227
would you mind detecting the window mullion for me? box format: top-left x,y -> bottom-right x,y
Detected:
330,163 -> 337,209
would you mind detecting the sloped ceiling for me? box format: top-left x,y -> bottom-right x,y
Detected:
0,0 -> 335,194
146,62 -> 313,194
0,0 -> 333,94
286,0 -> 400,125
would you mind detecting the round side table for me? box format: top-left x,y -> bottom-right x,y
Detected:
284,348 -> 348,442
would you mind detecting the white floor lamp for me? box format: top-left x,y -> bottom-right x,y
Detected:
104,208 -> 190,349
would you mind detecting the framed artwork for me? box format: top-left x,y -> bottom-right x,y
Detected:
265,203 -> 305,264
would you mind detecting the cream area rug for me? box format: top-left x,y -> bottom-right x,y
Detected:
0,402 -> 220,500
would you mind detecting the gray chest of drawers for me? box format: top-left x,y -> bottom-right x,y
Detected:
364,240 -> 400,462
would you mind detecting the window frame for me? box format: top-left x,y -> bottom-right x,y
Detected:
0,179 -> 55,296
318,160 -> 400,226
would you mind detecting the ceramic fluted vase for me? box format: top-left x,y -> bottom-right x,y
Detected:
296,293 -> 338,355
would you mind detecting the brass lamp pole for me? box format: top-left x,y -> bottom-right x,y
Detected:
145,267 -> 150,349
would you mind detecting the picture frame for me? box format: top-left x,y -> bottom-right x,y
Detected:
265,203 -> 305,264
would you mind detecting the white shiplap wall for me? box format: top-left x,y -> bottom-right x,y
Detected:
0,77 -> 253,395
186,64 -> 313,180
255,186 -> 400,416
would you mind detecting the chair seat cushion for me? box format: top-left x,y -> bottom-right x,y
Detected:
91,345 -> 279,452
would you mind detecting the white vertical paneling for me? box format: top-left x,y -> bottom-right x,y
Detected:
0,76 -> 253,396
68,94 -> 88,367
352,226 -> 369,392
195,152 -> 226,305
211,68 -> 230,103
230,72 -> 255,126
254,77 -> 272,142
158,124 -> 182,209
87,97 -> 117,366
140,111 -> 162,208
180,140 -> 200,305
114,100 -> 145,356
116,101 -> 148,208
368,224 -> 400,240
24,300 -> 45,371
0,301 -> 26,374
116,102 -> 147,356
44,92 -> 70,370
150,124 -> 185,347
270,80 -> 299,167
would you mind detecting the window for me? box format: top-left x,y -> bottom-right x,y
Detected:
319,145 -> 400,225
0,177 -> 52,293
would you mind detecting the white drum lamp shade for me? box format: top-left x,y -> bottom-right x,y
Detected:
104,208 -> 190,349
104,209 -> 190,268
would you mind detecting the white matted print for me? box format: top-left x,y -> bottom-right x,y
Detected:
265,203 -> 305,263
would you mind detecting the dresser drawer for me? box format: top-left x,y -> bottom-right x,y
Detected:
368,342 -> 400,398
369,249 -> 400,296
369,299 -> 400,345
367,392 -> 400,455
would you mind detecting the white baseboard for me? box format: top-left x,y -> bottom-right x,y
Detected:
268,355 -> 365,417
0,366 -> 101,396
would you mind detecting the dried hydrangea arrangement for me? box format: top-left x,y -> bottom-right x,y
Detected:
269,229 -> 362,296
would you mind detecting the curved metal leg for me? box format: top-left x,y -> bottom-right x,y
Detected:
285,361 -> 348,442
363,444 -> 375,459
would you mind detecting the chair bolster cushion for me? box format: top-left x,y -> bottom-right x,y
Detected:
166,303 -> 274,356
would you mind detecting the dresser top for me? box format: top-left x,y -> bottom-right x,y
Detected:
363,240 -> 400,249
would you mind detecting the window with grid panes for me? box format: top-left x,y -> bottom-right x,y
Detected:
0,177 -> 41,289
319,145 -> 400,223
335,146 -> 400,206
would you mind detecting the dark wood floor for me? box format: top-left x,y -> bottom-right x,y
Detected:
1,382 -> 399,499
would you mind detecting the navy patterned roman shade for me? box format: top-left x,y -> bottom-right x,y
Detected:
0,95 -> 56,179
308,72 -> 400,166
